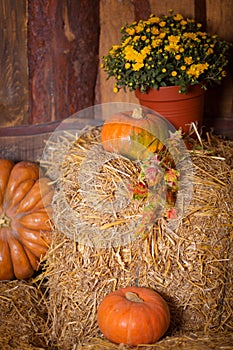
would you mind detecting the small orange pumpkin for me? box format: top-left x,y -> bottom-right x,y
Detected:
0,159 -> 54,280
101,108 -> 169,160
97,286 -> 170,346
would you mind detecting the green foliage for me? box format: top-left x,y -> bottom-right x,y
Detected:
101,11 -> 232,93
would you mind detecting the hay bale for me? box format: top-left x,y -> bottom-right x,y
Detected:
0,279 -> 50,349
41,131 -> 233,349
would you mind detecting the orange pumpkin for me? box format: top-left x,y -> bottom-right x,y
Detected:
101,108 -> 169,160
0,159 -> 54,280
97,286 -> 170,346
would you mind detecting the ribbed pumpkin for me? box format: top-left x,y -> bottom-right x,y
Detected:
97,286 -> 170,346
0,159 -> 54,280
101,108 -> 169,160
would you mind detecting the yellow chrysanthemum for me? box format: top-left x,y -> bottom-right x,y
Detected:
184,56 -> 193,65
132,62 -> 144,71
152,39 -> 162,48
180,20 -> 187,26
149,16 -> 160,24
207,47 -> 214,55
135,23 -> 144,33
109,45 -> 120,54
159,21 -> 166,27
125,27 -> 135,36
151,27 -> 160,35
186,63 -> 209,78
165,43 -> 180,53
174,14 -> 183,21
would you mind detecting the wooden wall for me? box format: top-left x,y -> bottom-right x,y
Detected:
0,0 -> 232,136
99,0 -> 233,136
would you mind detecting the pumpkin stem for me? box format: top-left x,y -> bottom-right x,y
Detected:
0,213 -> 11,228
125,291 -> 144,303
131,108 -> 144,120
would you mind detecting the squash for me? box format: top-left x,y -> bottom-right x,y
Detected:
0,159 -> 54,280
97,286 -> 170,346
101,108 -> 169,160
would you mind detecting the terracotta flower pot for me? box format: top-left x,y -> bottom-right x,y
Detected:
135,85 -> 205,134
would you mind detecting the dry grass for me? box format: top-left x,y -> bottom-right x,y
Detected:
0,279 -> 50,349
0,128 -> 232,349
38,128 -> 233,349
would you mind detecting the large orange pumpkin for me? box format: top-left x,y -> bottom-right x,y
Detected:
101,108 -> 169,160
0,159 -> 54,280
97,286 -> 170,346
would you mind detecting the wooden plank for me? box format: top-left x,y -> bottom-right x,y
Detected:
28,0 -> 100,124
0,0 -> 28,127
99,0 -> 138,105
149,0 -> 195,17
194,0 -> 207,30
133,0 -> 151,20
204,0 -> 233,121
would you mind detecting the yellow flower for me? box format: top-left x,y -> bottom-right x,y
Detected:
151,27 -> 160,35
165,42 -> 180,53
141,46 -> 151,55
149,16 -> 160,24
180,20 -> 187,26
132,62 -> 144,71
113,86 -> 119,93
135,23 -> 144,33
102,11 -> 232,94
186,63 -> 209,78
184,56 -> 193,65
183,32 -> 198,40
122,37 -> 132,46
174,14 -> 183,21
207,47 -> 214,55
152,39 -> 162,48
132,35 -> 140,43
125,27 -> 135,36
159,21 -> 166,27
159,32 -> 166,39
124,46 -> 139,61
109,45 -> 120,54
168,35 -> 180,43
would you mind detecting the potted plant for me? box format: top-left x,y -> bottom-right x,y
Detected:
101,11 -> 232,132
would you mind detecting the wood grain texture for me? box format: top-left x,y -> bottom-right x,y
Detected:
149,0 -> 195,17
204,0 -> 233,121
133,0 -> 151,20
99,0 -> 138,105
27,0 -> 100,124
0,0 -> 28,127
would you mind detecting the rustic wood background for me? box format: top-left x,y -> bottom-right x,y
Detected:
0,0 -> 232,137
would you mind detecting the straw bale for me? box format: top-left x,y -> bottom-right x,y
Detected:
39,129 -> 233,349
0,279 -> 50,349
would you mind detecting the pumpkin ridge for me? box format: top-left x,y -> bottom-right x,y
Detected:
0,160 -> 53,280
6,230 -> 34,279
